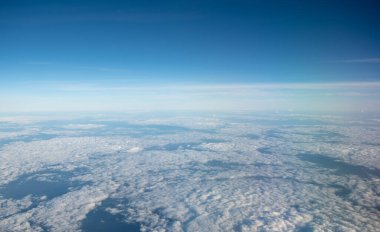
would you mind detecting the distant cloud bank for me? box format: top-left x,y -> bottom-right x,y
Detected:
0,81 -> 379,113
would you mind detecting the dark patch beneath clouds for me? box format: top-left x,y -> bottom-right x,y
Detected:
298,153 -> 380,179
257,147 -> 272,154
81,198 -> 140,232
0,168 -> 87,200
243,134 -> 260,140
0,133 -> 58,148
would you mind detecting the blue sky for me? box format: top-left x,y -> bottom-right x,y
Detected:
0,0 -> 379,112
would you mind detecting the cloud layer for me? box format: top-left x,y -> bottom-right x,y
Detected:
0,113 -> 379,231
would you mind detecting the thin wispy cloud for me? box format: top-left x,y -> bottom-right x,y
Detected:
332,58 -> 380,64
0,10 -> 200,26
23,61 -> 55,65
52,82 -> 380,92
23,61 -> 129,73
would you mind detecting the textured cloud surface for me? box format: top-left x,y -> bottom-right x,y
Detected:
0,113 -> 379,231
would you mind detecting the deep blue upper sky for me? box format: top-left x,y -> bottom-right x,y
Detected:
1,0 -> 379,84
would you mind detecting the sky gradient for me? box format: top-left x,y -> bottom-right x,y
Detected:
1,0 -> 379,112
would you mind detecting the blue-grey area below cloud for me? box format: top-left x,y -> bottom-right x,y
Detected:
0,168 -> 88,200
81,198 -> 140,232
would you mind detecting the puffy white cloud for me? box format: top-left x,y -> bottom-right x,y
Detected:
0,136 -> 141,185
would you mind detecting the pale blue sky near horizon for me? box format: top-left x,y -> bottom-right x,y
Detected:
1,0 -> 379,112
